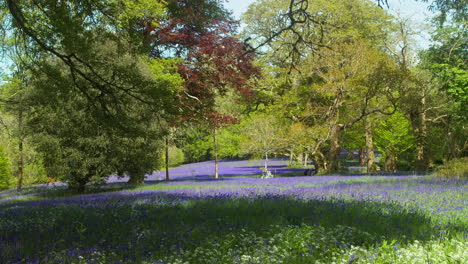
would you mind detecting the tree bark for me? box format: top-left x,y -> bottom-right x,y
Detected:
358,148 -> 366,166
297,152 -> 303,166
289,150 -> 294,166
213,128 -> 219,179
16,110 -> 24,192
165,136 -> 170,181
76,178 -> 87,193
384,154 -> 397,172
365,117 -> 376,173
304,152 -> 309,167
127,171 -> 145,185
415,95 -> 428,171
313,152 -> 327,173
328,124 -> 343,172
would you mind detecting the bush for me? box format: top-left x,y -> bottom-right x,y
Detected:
0,146 -> 12,190
435,157 -> 468,178
162,146 -> 185,167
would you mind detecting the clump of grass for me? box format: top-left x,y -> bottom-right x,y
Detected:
436,157 -> 468,178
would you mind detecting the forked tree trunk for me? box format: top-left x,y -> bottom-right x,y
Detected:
314,152 -> 327,173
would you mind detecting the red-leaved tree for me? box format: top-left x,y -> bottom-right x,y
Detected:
144,0 -> 260,179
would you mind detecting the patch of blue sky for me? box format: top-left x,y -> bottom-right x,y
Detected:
224,0 -> 434,49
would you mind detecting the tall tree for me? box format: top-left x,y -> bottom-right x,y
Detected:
240,113 -> 284,173
1,0 -> 189,188
147,0 -> 259,178
420,15 -> 467,159
25,51 -> 181,190
243,0 -> 400,172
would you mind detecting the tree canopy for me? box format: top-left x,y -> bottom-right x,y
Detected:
0,0 -> 466,190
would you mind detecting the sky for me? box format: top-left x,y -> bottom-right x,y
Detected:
224,0 -> 434,49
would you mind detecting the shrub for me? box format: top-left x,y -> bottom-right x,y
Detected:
162,146 -> 185,167
435,157 -> 468,178
0,146 -> 12,190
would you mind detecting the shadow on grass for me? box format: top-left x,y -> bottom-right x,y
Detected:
1,191 -> 465,263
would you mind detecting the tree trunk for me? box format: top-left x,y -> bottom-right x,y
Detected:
304,152 -> 309,167
297,152 -> 303,166
17,139 -> 23,192
416,96 -> 428,171
328,124 -> 342,172
165,136 -> 170,181
384,154 -> 397,172
314,152 -> 327,173
358,148 -> 366,166
77,183 -> 86,193
76,179 -> 87,193
71,177 -> 89,193
289,150 -> 294,167
127,171 -> 145,185
213,128 -> 219,179
365,117 -> 376,173
16,110 -> 23,192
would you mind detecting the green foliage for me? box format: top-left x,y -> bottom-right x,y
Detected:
432,64 -> 468,117
176,123 -> 243,163
342,123 -> 366,151
423,21 -> 467,119
374,111 -> 416,170
0,145 -> 11,189
24,41 -> 181,189
162,145 -> 186,167
179,126 -> 213,163
436,157 -> 468,178
243,0 -> 392,60
240,113 -> 284,160
217,125 -> 243,159
112,0 -> 165,29
420,0 -> 467,25
22,156 -> 47,185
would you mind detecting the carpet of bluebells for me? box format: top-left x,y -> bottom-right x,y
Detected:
0,159 -> 467,264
